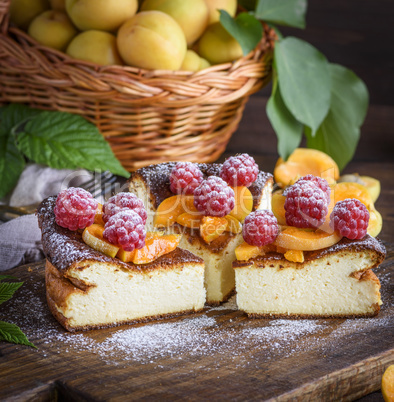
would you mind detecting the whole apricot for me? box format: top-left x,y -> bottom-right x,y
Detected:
198,22 -> 243,65
28,10 -> 77,51
49,0 -> 66,10
117,11 -> 187,70
205,0 -> 237,24
181,50 -> 201,72
66,30 -> 123,66
141,0 -> 209,45
10,0 -> 50,30
65,0 -> 138,32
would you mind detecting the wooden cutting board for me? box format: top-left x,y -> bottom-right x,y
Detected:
0,253 -> 393,401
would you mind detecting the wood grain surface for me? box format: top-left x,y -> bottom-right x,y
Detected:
1,157 -> 393,402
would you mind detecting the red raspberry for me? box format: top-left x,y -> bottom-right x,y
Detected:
220,153 -> 259,187
284,181 -> 328,228
330,198 -> 369,239
102,192 -> 147,224
242,210 -> 279,247
54,187 -> 98,231
295,175 -> 331,202
103,210 -> 146,252
169,162 -> 204,195
193,176 -> 235,217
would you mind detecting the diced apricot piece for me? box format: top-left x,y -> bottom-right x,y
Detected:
82,224 -> 119,258
333,182 -> 374,210
118,233 -> 181,264
235,241 -> 263,261
224,215 -> 242,234
182,195 -> 199,213
229,186 -> 253,222
274,148 -> 340,188
274,226 -> 342,251
154,195 -> 185,227
284,249 -> 304,263
200,216 -> 228,243
176,212 -> 203,228
271,190 -> 286,225
94,203 -> 105,226
368,208 -> 382,237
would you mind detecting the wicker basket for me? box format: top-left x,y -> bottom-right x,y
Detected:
0,0 -> 275,171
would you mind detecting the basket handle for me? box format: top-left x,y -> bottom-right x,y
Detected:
0,0 -> 10,34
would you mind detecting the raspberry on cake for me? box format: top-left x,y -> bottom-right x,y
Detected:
37,195 -> 206,332
234,176 -> 386,318
128,160 -> 273,305
102,192 -> 147,224
220,153 -> 259,187
170,162 -> 204,195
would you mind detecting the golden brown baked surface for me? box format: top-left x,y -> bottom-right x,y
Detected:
129,162 -> 273,210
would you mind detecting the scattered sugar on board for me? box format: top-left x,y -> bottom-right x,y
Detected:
4,274 -> 393,369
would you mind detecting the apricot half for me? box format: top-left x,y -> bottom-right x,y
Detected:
82,224 -> 119,258
229,186 -> 253,222
117,233 -> 181,264
154,195 -> 185,227
200,216 -> 228,243
274,148 -> 340,188
333,182 -> 374,210
274,226 -> 342,251
271,190 -> 286,225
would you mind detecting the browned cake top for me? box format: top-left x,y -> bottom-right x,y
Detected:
37,196 -> 204,275
129,162 -> 273,209
233,235 -> 386,268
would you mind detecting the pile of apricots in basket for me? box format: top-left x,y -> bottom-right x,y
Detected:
10,0 -> 242,70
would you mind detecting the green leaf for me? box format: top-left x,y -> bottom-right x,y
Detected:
0,281 -> 23,305
17,111 -> 129,178
220,10 -> 263,56
0,275 -> 17,281
0,321 -> 36,348
306,64 -> 369,171
266,73 -> 303,160
274,37 -> 331,135
255,0 -> 307,29
0,104 -> 42,198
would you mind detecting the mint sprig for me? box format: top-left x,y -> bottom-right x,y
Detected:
0,104 -> 130,198
219,0 -> 369,171
0,276 -> 36,348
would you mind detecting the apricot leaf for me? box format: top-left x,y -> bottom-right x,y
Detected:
220,10 -> 263,55
274,37 -> 331,135
306,64 -> 369,171
266,72 -> 303,160
255,0 -> 307,28
0,321 -> 36,348
17,111 -> 129,177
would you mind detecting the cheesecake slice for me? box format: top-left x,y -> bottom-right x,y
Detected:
37,197 -> 206,332
129,162 -> 273,305
234,236 -> 386,318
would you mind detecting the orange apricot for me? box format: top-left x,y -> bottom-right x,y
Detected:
224,215 -> 242,234
117,233 -> 181,264
200,216 -> 228,243
176,212 -> 203,229
333,182 -> 373,210
368,208 -> 382,237
284,249 -> 304,263
274,148 -> 339,188
82,224 -> 119,258
229,186 -> 253,222
271,190 -> 286,225
235,241 -> 263,261
94,203 -> 104,226
274,226 -> 342,251
154,195 -> 185,227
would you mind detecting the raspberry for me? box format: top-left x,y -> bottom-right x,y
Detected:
284,181 -> 328,228
220,153 -> 259,187
193,176 -> 235,217
330,198 -> 369,239
103,210 -> 146,252
54,187 -> 98,231
242,210 -> 279,247
102,192 -> 147,224
295,175 -> 331,202
169,162 -> 204,195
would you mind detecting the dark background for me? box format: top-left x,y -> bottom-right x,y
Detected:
226,0 -> 394,167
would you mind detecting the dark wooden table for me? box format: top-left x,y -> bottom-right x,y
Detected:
0,93 -> 393,401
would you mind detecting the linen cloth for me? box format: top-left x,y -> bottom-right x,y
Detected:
0,164 -> 92,271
